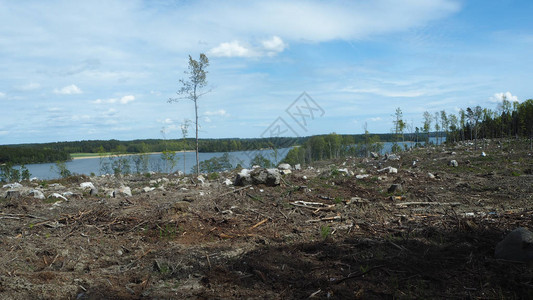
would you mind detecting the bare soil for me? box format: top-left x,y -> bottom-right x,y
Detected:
1,139 -> 532,299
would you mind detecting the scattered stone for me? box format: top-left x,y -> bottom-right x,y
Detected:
412,161 -> 417,167
235,168 -> 281,186
378,166 -> 398,174
161,178 -> 169,183
495,227 -> 533,263
294,164 -> 301,170
427,173 -> 436,179
302,175 -> 308,180
280,169 -> 292,175
149,180 -> 158,186
356,174 -> 370,179
370,152 -> 379,159
28,189 -> 45,200
338,168 -> 350,176
223,178 -> 233,186
278,163 -> 292,170
388,184 -> 403,194
449,160 -> 459,167
3,183 -> 23,189
197,175 -> 206,185
481,152 -> 487,157
234,169 -> 252,186
107,190 -> 116,198
90,188 -> 99,196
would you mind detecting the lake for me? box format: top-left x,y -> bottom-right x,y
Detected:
17,137 -> 444,180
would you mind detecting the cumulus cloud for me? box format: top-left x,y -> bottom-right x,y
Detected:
204,109 -> 228,116
54,84 -> 83,95
261,36 -> 287,55
489,91 -> 519,103
209,36 -> 288,57
92,95 -> 135,104
209,41 -> 254,57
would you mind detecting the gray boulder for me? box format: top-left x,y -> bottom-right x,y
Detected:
370,152 -> 379,159
388,184 -> 403,194
495,227 -> 533,263
234,168 -> 281,186
449,160 -> 459,167
278,163 -> 292,170
28,189 -> 45,200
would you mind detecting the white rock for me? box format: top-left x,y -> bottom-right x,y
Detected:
3,183 -> 23,189
161,177 -> 170,183
28,189 -> 45,200
481,152 -> 487,157
280,169 -> 292,175
294,164 -> 301,170
378,166 -> 398,174
278,163 -> 292,170
449,160 -> 459,167
223,178 -> 233,186
427,173 -> 436,179
338,168 -> 349,175
356,174 -> 370,179
197,175 -> 205,185
302,175 -> 308,180
49,193 -> 67,201
80,182 -> 95,190
149,180 -> 157,186
118,186 -> 132,197
142,187 -> 155,193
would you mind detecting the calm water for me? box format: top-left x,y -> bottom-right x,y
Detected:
17,137 -> 444,180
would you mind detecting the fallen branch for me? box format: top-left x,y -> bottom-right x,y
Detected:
395,202 -> 461,207
334,265 -> 385,284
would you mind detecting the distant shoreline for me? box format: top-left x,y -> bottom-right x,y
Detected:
71,151 -> 195,160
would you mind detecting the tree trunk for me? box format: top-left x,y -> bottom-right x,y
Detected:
195,99 -> 199,175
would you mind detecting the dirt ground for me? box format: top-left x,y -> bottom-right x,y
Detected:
1,139 -> 532,299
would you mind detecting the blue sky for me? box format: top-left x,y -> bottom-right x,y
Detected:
1,0 -> 532,145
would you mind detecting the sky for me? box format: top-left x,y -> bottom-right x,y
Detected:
1,0 -> 532,145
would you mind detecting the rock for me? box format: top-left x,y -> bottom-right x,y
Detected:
149,180 -> 158,186
481,152 -> 487,157
161,177 -> 170,183
278,163 -> 292,170
294,164 -> 301,170
427,173 -> 436,179
302,175 -> 308,180
370,152 -> 379,159
356,174 -> 370,179
28,189 -> 45,200
449,160 -> 459,167
223,178 -> 233,186
494,227 -> 533,263
385,154 -> 400,161
117,186 -> 132,197
79,182 -> 95,190
388,184 -> 403,194
5,190 -> 21,199
49,193 -> 68,201
338,168 -> 350,176
378,166 -> 398,174
234,169 -> 252,186
412,161 -> 417,167
235,168 -> 281,186
3,182 -> 23,189
142,187 -> 155,193
197,175 -> 206,185
107,189 -> 116,198
280,169 -> 292,175
90,188 -> 99,196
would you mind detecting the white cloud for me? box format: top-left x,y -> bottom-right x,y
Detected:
204,116 -> 212,123
209,41 -> 254,57
489,91 -> 519,103
54,84 -> 83,95
92,95 -> 135,104
368,117 -> 382,122
343,87 -> 425,98
204,109 -> 228,116
261,36 -> 287,55
0,92 -> 5,98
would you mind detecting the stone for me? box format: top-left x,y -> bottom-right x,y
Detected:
117,186 -> 132,197
223,178 -> 233,186
481,152 -> 487,157
280,169 -> 292,175
3,182 -> 23,189
385,154 -> 400,161
90,188 -> 99,196
235,168 -> 281,186
278,163 -> 292,170
427,173 -> 436,179
338,168 -> 350,175
494,227 -> 533,263
370,152 -> 379,159
28,189 -> 45,200
5,190 -> 21,199
449,160 -> 459,167
79,182 -> 95,190
234,169 -> 252,186
294,164 -> 301,170
142,187 -> 155,193
197,175 -> 206,185
378,166 -> 398,174
356,174 -> 370,179
49,193 -> 68,201
388,184 -> 403,194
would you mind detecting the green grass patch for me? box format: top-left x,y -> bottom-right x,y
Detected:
70,152 -> 113,158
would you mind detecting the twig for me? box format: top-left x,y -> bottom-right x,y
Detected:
306,215 -> 342,223
206,253 -> 212,269
250,218 -> 268,230
396,202 -> 461,207
334,265 -> 385,284
308,289 -> 322,298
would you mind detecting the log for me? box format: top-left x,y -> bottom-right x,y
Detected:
395,202 -> 461,207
